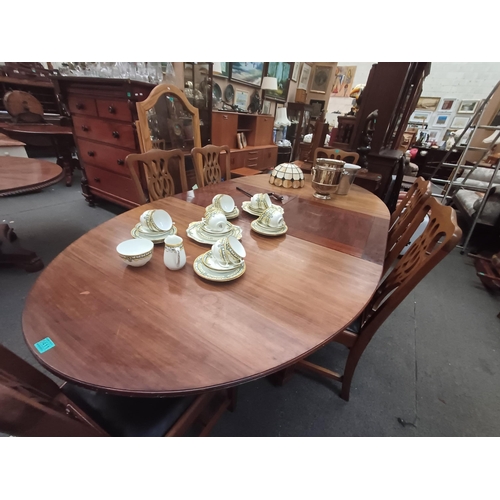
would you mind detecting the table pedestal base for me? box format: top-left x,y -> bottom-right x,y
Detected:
0,224 -> 44,272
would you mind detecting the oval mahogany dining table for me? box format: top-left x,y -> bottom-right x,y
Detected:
22,174 -> 390,396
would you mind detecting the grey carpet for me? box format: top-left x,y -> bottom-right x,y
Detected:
1,165 -> 499,436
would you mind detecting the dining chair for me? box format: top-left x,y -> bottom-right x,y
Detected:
313,147 -> 360,165
0,343 -> 234,437
279,197 -> 461,401
384,176 -> 432,273
125,149 -> 188,204
191,144 -> 231,188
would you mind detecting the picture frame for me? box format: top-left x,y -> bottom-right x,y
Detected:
262,62 -> 292,102
331,65 -> 357,97
229,62 -> 264,88
291,63 -> 300,82
409,110 -> 431,124
431,113 -> 452,128
213,62 -> 229,78
310,65 -> 332,94
427,128 -> 444,143
235,90 -> 248,110
262,100 -> 271,115
416,96 -> 441,111
451,116 -> 470,129
458,100 -> 479,114
298,63 -> 312,90
437,98 -> 458,113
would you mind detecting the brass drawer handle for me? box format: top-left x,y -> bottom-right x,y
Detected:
117,159 -> 124,165
222,115 -> 228,119
108,105 -> 116,114
112,131 -> 120,138
87,151 -> 95,157
81,125 -> 89,132
75,103 -> 85,110
93,177 -> 100,182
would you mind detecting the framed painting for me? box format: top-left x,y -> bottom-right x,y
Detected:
458,100 -> 479,114
409,110 -> 431,124
431,113 -> 452,128
437,98 -> 458,112
427,128 -> 445,143
298,63 -> 312,90
235,90 -> 248,110
416,96 -> 441,111
213,62 -> 229,78
229,62 -> 264,88
331,65 -> 357,97
310,65 -> 332,94
262,100 -> 271,115
291,62 -> 300,82
451,116 -> 470,129
262,62 -> 292,102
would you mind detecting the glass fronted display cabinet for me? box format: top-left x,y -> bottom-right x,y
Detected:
286,102 -> 314,161
183,62 -> 213,145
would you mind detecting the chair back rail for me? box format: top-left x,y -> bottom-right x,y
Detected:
191,145 -> 231,188
313,147 -> 360,166
126,149 -> 187,204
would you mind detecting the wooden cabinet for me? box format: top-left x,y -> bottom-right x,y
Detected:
53,76 -> 155,208
211,111 -> 278,172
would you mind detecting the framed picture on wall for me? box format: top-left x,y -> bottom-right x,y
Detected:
298,63 -> 312,90
262,62 -> 292,102
310,65 -> 332,94
213,62 -> 229,78
262,100 -> 271,115
409,110 -> 431,124
291,63 -> 300,82
427,129 -> 445,143
235,90 -> 248,110
432,113 -> 452,128
458,100 -> 479,114
229,62 -> 264,88
451,116 -> 470,129
416,96 -> 441,111
437,98 -> 458,112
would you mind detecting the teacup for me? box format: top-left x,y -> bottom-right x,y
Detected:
250,193 -> 272,211
116,239 -> 154,267
212,236 -> 246,268
212,194 -> 235,214
202,209 -> 228,233
258,206 -> 285,228
140,209 -> 172,233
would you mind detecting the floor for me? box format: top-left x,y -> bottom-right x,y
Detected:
1,166 -> 500,437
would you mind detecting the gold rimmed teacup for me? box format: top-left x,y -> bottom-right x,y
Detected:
211,236 -> 246,268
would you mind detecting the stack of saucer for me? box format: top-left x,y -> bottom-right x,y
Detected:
131,209 -> 177,244
205,194 -> 239,220
187,208 -> 242,245
251,205 -> 288,236
194,236 -> 246,282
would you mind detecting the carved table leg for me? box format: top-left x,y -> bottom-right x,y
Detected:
0,224 -> 44,273
54,136 -> 74,187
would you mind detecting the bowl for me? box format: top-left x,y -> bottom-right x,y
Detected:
116,239 -> 154,267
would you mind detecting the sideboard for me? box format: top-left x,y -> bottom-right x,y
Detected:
53,76 -> 155,208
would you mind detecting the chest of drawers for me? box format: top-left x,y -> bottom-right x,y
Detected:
53,77 -> 155,208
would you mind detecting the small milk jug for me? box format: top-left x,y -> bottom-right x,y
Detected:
164,235 -> 186,271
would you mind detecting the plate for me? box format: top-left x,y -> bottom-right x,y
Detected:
213,83 -> 222,103
193,253 -> 246,282
206,204 -> 239,220
224,84 -> 234,103
251,220 -> 288,236
186,221 -> 242,245
131,223 -> 177,244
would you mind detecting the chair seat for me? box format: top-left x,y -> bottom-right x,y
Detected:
63,384 -> 195,437
345,315 -> 362,334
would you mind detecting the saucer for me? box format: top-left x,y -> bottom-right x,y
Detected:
193,253 -> 246,282
201,250 -> 242,272
251,219 -> 288,236
206,204 -> 240,220
186,221 -> 242,245
131,223 -> 177,244
198,221 -> 234,237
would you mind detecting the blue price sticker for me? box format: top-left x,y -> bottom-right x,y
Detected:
34,337 -> 55,354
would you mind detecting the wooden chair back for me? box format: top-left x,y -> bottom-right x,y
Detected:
135,84 -> 201,154
384,176 -> 432,273
313,147 -> 360,165
191,145 -> 231,188
0,344 -> 106,436
125,149 -> 188,204
363,197 -> 461,339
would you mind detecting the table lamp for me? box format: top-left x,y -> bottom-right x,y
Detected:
261,76 -> 278,91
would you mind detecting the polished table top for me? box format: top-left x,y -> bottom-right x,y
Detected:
0,156 -> 63,196
0,123 -> 73,135
22,174 -> 390,396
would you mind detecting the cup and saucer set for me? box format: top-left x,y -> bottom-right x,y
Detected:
131,209 -> 177,244
194,235 -> 247,282
205,193 -> 240,220
241,193 -> 283,218
187,195 -> 242,245
241,193 -> 287,236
